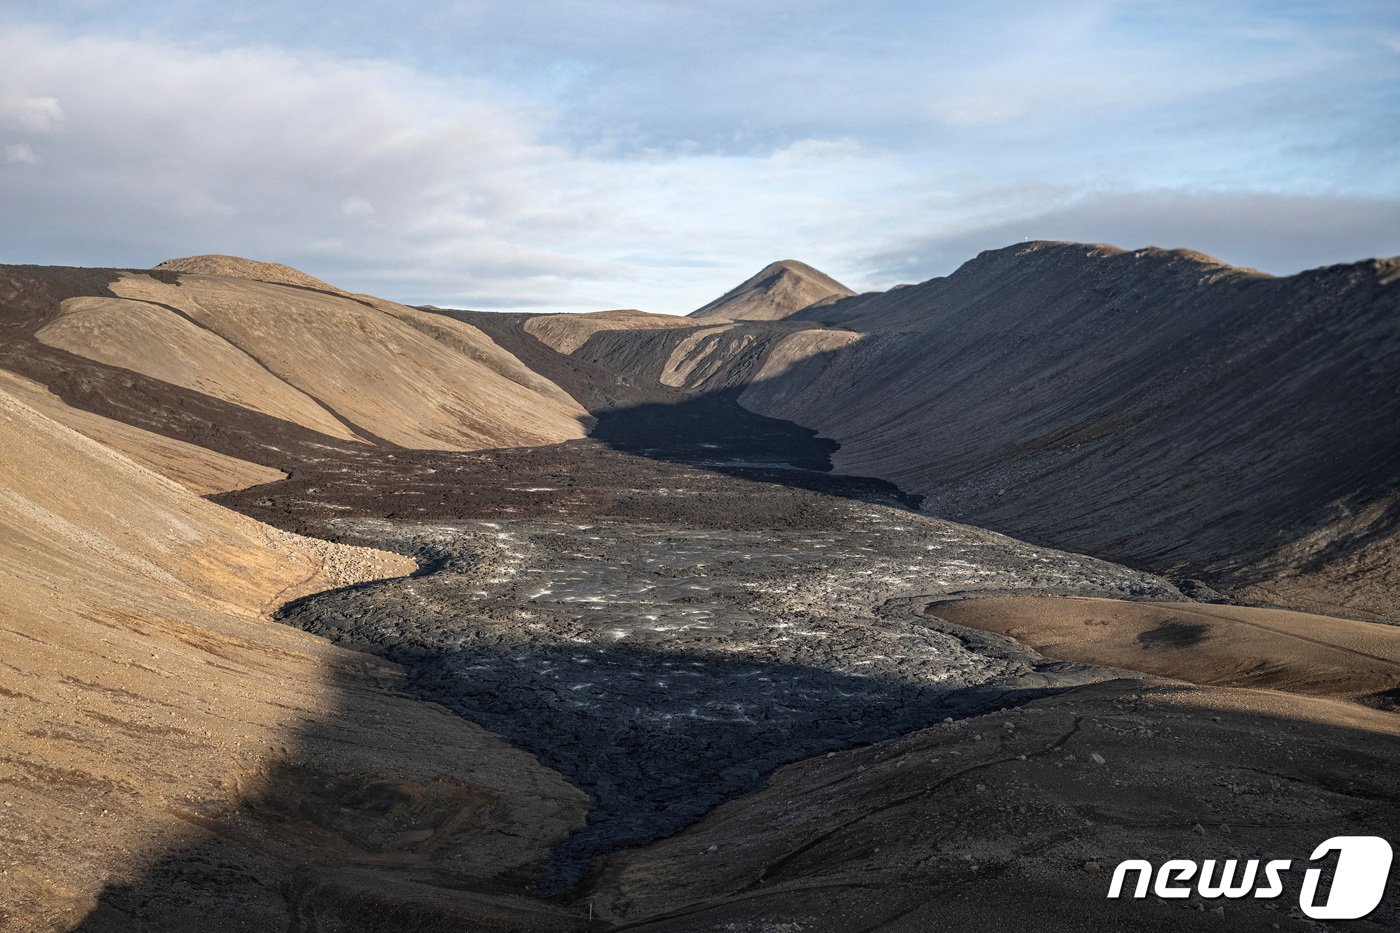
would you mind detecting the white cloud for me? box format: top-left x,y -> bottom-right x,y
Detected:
0,8 -> 1395,312
0,26 -> 928,311
0,27 -> 602,307
340,195 -> 375,217
769,138 -> 866,164
4,142 -> 40,164
0,94 -> 63,133
927,95 -> 1028,127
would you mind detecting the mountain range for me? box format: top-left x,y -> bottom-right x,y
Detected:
1,241 -> 1397,931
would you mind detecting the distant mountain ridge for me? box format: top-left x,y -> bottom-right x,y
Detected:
689,259 -> 855,321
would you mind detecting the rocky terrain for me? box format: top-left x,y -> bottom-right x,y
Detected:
465,243 -> 1400,622
219,427 -> 1400,932
250,443 -> 1176,886
589,677 -> 1400,932
1,246 -> 1397,931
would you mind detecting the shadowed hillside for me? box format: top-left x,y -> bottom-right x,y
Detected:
467,242 -> 1400,620
744,243 -> 1400,618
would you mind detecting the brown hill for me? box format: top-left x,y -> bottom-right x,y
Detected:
0,262 -> 588,474
523,308 -> 697,355
933,595 -> 1400,704
0,368 -> 283,494
154,253 -> 343,292
0,385 -> 590,930
689,259 -> 855,321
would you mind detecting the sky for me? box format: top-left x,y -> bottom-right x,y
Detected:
2,1 -> 1398,313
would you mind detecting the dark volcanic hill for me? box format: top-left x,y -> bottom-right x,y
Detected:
745,242 -> 1400,618
689,259 -> 855,321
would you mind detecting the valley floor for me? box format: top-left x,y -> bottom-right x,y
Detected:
109,433 -> 1394,932
257,441 -> 1174,886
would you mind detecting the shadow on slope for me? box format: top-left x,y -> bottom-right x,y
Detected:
585,680 -> 1400,933
66,612 -> 1059,929
71,652 -> 1400,933
449,308 -> 922,511
69,647 -> 593,933
588,386 -> 923,509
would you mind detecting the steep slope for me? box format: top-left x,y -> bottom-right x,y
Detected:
470,308 -> 852,403
0,262 -> 588,469
738,242 -> 1400,617
690,259 -> 855,321
37,290 -> 364,441
0,368 -> 283,494
0,386 -> 587,931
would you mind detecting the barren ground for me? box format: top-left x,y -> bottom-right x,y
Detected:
206,402 -> 1400,930
3,259 -> 1395,931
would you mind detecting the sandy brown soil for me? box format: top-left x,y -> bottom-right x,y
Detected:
37,290 -> 366,441
153,254 -> 345,292
6,262 -> 587,456
0,387 -> 587,932
0,369 -> 283,494
931,596 -> 1400,707
524,310 -> 698,355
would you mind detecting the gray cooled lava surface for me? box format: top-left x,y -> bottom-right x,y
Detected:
251,440 -> 1181,885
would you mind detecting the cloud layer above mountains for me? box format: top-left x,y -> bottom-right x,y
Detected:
2,2 -> 1397,311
